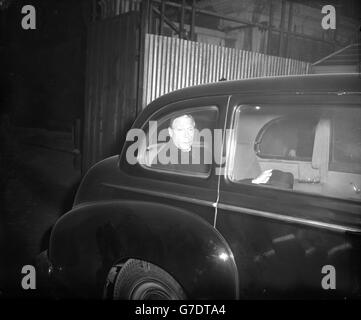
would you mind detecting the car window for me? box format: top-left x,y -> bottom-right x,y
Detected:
228,105 -> 361,202
256,116 -> 318,161
139,106 -> 218,177
330,109 -> 361,175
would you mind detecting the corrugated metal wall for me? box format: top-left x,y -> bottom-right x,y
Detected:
98,0 -> 141,19
83,12 -> 139,171
142,34 -> 312,107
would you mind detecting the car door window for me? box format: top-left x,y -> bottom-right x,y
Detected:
138,106 -> 218,177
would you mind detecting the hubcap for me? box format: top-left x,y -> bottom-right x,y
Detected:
129,279 -> 178,300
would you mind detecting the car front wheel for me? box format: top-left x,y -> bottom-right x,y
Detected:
107,259 -> 186,300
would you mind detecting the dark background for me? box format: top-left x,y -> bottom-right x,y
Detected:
1,0 -> 89,130
0,0 -> 90,298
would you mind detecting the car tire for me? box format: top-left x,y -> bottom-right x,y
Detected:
112,259 -> 186,300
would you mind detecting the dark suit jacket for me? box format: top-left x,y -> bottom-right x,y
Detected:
145,140 -> 212,175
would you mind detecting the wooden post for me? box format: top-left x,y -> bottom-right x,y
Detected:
92,0 -> 97,21
136,0 -> 150,115
279,0 -> 286,57
73,118 -> 82,171
286,1 -> 293,57
180,0 -> 185,39
143,0 -> 150,35
190,0 -> 196,41
267,0 -> 274,55
333,13 -> 338,51
149,0 -> 153,34
160,0 -> 165,35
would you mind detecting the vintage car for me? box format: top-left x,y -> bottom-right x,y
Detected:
39,73 -> 361,299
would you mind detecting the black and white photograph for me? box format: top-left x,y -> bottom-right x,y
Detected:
1,0 -> 361,307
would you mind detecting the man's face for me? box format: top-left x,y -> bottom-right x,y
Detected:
169,115 -> 195,152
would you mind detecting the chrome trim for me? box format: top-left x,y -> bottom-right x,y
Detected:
217,203 -> 361,234
102,183 -> 216,208
101,183 -> 361,234
214,95 -> 231,228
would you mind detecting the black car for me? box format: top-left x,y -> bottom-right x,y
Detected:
39,73 -> 361,299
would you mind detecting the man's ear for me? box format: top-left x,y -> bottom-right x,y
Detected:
168,127 -> 173,138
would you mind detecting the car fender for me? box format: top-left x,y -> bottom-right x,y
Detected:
49,200 -> 239,299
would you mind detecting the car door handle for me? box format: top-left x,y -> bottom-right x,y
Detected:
350,182 -> 361,194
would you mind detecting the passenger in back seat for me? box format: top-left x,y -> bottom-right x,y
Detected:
234,145 -> 294,190
251,169 -> 294,190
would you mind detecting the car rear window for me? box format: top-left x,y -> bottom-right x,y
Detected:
228,105 -> 361,202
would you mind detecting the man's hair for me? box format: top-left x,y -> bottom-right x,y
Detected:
169,114 -> 195,128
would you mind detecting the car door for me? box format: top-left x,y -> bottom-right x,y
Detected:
216,93 -> 361,299
117,95 -> 229,225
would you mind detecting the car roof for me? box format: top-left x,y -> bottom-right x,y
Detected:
146,73 -> 361,111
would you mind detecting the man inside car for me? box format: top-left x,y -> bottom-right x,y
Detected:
145,114 -> 211,174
